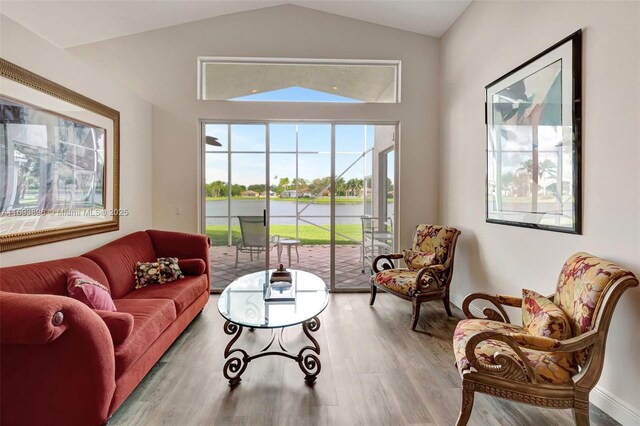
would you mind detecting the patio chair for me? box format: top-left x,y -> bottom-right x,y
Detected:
369,224 -> 461,330
235,216 -> 279,268
454,252 -> 638,425
361,216 -> 393,273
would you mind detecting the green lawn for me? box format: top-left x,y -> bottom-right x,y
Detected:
205,196 -> 366,204
206,224 -> 362,246
276,197 -> 365,205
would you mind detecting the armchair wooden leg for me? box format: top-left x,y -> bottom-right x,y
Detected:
235,248 -> 239,268
573,408 -> 590,426
369,284 -> 377,306
573,392 -> 590,426
410,299 -> 421,331
456,385 -> 475,426
443,291 -> 453,317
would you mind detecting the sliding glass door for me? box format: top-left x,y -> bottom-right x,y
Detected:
204,124 -> 269,290
203,121 -> 397,292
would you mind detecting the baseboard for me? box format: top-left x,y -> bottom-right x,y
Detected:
458,304 -> 640,424
591,385 -> 640,425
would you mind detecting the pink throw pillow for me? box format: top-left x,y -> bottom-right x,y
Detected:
67,270 -> 116,312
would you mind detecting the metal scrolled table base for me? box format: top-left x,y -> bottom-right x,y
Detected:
222,316 -> 321,386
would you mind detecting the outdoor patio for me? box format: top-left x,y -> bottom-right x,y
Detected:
210,244 -> 373,291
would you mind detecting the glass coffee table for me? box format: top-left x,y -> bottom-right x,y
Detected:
217,269 -> 329,386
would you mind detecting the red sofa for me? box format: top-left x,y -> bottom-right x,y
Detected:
0,230 -> 210,426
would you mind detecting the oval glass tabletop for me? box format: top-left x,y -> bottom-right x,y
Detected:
217,269 -> 329,328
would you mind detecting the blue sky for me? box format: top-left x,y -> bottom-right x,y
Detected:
205,123 -> 379,187
231,86 -> 363,103
205,86 -> 389,187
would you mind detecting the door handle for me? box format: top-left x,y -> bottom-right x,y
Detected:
263,209 -> 267,226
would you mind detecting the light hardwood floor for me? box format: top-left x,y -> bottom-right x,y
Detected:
110,293 -> 618,426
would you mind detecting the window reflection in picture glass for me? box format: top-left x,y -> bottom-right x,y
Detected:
485,30 -> 581,234
1,96 -> 106,214
0,59 -> 119,252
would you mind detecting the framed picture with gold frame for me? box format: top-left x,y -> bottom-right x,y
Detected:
0,59 -> 120,251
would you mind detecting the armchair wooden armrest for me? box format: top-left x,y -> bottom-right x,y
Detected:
506,330 -> 597,352
415,267 -> 443,292
372,253 -> 448,274
461,292 -> 523,323
464,330 -> 537,383
372,253 -> 403,273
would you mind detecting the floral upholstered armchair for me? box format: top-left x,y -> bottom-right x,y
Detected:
369,224 -> 461,331
453,253 -> 638,426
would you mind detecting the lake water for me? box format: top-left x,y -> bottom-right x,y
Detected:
206,199 -> 393,225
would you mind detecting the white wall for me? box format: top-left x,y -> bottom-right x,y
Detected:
3,0 -> 638,421
440,1 -> 640,422
0,15 -> 153,267
69,4 -> 441,249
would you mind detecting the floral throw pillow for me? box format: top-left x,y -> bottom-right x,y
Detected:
157,257 -> 185,283
135,261 -> 162,289
402,249 -> 436,271
522,289 -> 572,340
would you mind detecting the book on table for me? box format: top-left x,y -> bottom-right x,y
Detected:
270,269 -> 292,283
265,280 -> 296,303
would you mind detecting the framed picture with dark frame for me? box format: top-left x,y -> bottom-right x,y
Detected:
485,30 -> 582,234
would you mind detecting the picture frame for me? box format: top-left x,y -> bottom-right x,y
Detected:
485,30 -> 582,234
0,59 -> 120,251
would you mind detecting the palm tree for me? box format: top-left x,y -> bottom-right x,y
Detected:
278,177 -> 290,192
292,177 -> 307,190
354,178 -> 364,197
336,177 -> 346,196
207,180 -> 227,197
539,159 -> 557,179
346,178 -> 362,197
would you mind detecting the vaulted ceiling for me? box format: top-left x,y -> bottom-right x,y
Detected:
0,1 -> 471,48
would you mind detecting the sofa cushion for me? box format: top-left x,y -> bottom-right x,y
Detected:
112,298 -> 177,377
83,232 -> 157,299
67,270 -> 116,311
179,258 -> 206,275
122,275 -> 207,315
94,310 -> 134,345
0,257 -> 108,296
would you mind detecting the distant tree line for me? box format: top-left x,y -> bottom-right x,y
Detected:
205,176 -> 375,197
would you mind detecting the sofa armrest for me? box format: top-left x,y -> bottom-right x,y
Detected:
0,291 -> 116,426
0,292 -> 71,344
146,229 -> 211,291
